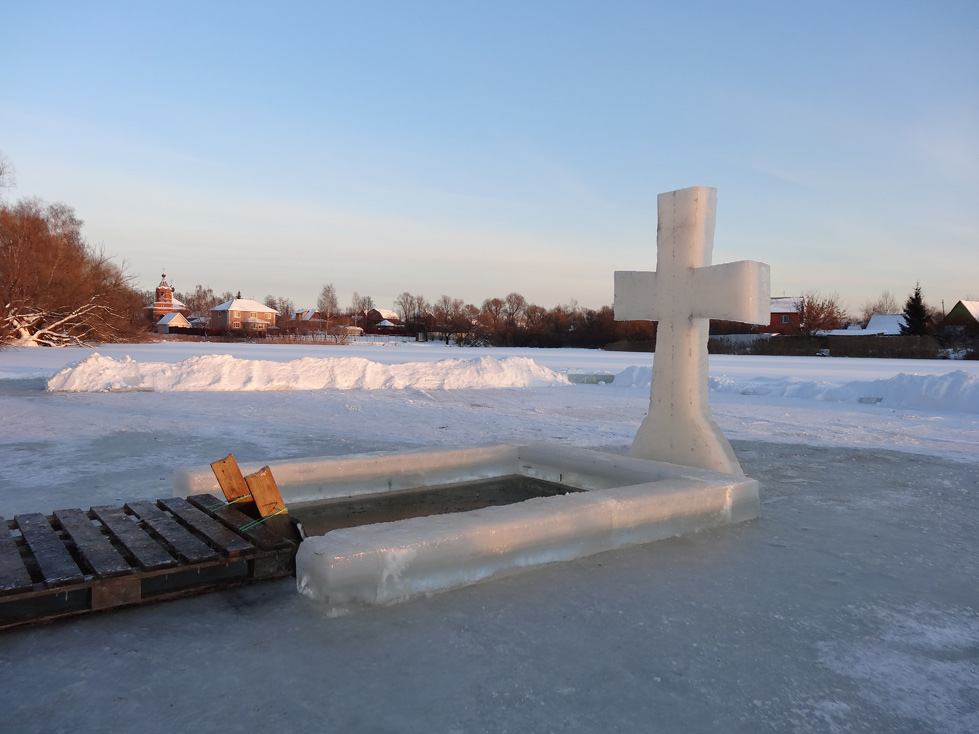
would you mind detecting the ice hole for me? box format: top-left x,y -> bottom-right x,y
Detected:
290,475 -> 584,538
175,443 -> 759,615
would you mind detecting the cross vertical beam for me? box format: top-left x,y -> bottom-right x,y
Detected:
614,186 -> 770,475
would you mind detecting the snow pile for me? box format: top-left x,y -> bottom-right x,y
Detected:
614,366 -> 979,414
45,353 -> 570,392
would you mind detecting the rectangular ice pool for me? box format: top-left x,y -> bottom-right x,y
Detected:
174,443 -> 759,615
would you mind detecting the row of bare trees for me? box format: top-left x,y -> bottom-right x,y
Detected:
1,200 -> 145,347
388,291 -> 654,348
0,153 -> 146,346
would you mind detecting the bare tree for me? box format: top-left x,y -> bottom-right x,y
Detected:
0,152 -> 14,197
480,297 -> 505,329
456,303 -> 484,345
394,292 -> 428,325
264,294 -> 294,317
502,292 -> 527,326
794,291 -> 848,336
348,292 -> 374,328
349,291 -> 364,326
317,283 -> 338,334
859,291 -> 899,324
1,198 -> 143,346
432,294 -> 466,343
394,292 -> 413,324
177,284 -> 219,323
263,295 -> 293,330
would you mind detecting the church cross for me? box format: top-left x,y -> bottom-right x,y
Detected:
614,186 -> 770,475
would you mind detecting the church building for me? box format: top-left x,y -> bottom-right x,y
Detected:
148,274 -> 189,323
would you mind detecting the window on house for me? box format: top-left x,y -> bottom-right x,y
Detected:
780,315 -> 790,324
232,321 -> 241,329
232,311 -> 240,318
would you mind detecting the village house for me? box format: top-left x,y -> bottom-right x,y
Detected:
760,296 -> 802,335
943,300 -> 979,336
365,308 -> 402,330
210,297 -> 278,334
863,313 -> 905,335
283,309 -> 325,335
156,312 -> 191,334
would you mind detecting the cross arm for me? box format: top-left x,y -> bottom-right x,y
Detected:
613,271 -> 658,321
690,260 -> 771,325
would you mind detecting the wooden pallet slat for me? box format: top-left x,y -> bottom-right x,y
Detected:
92,505 -> 177,571
53,508 -> 132,579
0,518 -> 34,595
186,494 -> 294,551
125,501 -> 218,564
13,513 -> 85,587
157,497 -> 255,557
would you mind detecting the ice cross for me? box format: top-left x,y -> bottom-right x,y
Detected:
614,186 -> 770,475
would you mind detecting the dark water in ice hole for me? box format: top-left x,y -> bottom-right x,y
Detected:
290,475 -> 584,537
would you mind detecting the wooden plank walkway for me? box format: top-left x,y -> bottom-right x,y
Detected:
1,494 -> 298,631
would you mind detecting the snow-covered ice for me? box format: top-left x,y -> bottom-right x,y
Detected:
1,341 -> 977,732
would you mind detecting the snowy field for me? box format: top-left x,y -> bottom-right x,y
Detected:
1,341 -> 977,732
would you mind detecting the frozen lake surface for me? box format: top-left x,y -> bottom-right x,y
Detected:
1,341 -> 977,732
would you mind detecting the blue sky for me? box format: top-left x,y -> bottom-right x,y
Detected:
3,1 -> 976,315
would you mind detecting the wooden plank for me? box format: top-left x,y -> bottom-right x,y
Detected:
0,518 -> 34,594
14,513 -> 84,587
242,469 -> 299,542
186,494 -> 294,551
210,454 -> 252,503
91,505 -> 177,571
53,508 -> 132,578
125,501 -> 218,564
157,497 -> 255,556
244,466 -> 287,518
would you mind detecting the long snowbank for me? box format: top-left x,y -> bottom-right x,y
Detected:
42,351 -> 979,414
614,365 -> 979,414
45,353 -> 570,392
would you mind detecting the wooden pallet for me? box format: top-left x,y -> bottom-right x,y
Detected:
0,493 -> 298,631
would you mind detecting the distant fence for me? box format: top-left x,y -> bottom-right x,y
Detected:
705,334 -> 942,359
155,331 -> 419,346
612,334 -> 945,359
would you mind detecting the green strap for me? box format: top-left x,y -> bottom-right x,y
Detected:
241,506 -> 287,531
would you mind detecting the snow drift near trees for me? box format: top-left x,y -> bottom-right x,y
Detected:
45,353 -> 571,392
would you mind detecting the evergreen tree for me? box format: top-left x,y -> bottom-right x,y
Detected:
900,283 -> 930,336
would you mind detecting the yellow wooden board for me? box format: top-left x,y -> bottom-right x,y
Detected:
210,454 -> 251,503
244,466 -> 287,518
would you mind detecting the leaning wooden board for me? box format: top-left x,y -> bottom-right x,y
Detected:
0,494 -> 297,631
